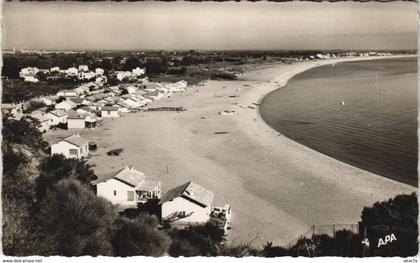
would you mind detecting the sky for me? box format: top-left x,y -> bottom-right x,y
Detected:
2,1 -> 418,51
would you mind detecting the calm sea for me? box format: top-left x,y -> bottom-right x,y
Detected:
260,57 -> 418,186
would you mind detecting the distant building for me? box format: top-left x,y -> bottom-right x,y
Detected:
65,67 -> 78,77
50,66 -> 60,72
46,109 -> 68,126
101,106 -> 122,118
23,76 -> 39,83
19,67 -> 39,78
56,89 -> 79,97
160,181 -> 214,225
50,134 -> 89,159
55,99 -> 77,111
67,110 -> 86,129
95,68 -> 105,76
93,166 -> 161,208
78,65 -> 89,72
132,67 -> 146,77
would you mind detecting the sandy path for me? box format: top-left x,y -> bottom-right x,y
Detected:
44,56 -> 416,247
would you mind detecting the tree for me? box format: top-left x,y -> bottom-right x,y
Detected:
35,154 -> 97,200
168,222 -> 225,256
29,179 -> 115,256
111,215 -> 170,256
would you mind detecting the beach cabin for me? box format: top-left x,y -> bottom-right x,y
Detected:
85,114 -> 101,129
50,134 -> 89,159
47,109 -> 68,126
160,181 -> 214,225
55,100 -> 77,111
101,106 -> 122,118
67,111 -> 86,129
65,67 -> 78,77
57,89 -> 79,98
93,166 -> 161,209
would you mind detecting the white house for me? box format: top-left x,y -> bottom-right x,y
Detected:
57,89 -> 79,97
78,65 -> 89,72
93,166 -> 161,208
47,109 -> 68,126
39,96 -> 56,106
78,71 -> 96,80
101,106 -> 122,118
50,66 -> 60,72
55,100 -> 77,111
85,114 -> 101,129
50,134 -> 89,159
126,86 -> 138,94
160,181 -> 214,225
19,67 -> 39,78
116,71 -> 132,81
24,76 -> 39,83
65,67 -> 78,77
67,111 -> 86,129
132,67 -> 146,76
95,68 -> 105,76
116,101 -> 132,113
95,76 -> 107,86
76,105 -> 96,115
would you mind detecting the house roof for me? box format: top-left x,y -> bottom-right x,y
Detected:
77,106 -> 95,113
67,110 -> 86,119
92,166 -> 146,187
69,97 -> 84,104
56,100 -> 76,107
159,181 -> 214,207
135,180 -> 160,191
48,109 -> 68,117
101,106 -> 119,111
63,134 -> 89,147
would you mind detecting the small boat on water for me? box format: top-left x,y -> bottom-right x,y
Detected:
341,100 -> 345,106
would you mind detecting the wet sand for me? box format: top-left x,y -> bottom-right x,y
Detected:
44,56 -> 416,247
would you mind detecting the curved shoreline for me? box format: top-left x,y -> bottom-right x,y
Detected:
246,55 -> 417,187
44,55 -> 417,246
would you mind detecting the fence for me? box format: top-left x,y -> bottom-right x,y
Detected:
287,223 -> 359,248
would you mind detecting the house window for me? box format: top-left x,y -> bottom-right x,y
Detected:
127,191 -> 134,201
69,149 -> 78,155
107,110 -> 111,114
114,190 -> 117,196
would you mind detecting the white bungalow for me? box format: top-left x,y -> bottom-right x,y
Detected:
95,68 -> 105,76
57,89 -> 79,98
50,66 -> 60,72
78,65 -> 89,72
132,67 -> 146,76
116,101 -> 132,113
76,106 -> 96,115
101,106 -> 122,118
39,96 -> 56,106
85,114 -> 101,129
55,100 -> 77,111
47,109 -> 68,126
65,67 -> 78,77
160,181 -> 214,225
67,111 -> 86,129
24,76 -> 39,83
20,67 -> 39,78
50,134 -> 89,159
126,86 -> 138,94
93,166 -> 161,208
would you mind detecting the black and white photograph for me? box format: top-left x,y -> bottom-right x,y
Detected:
0,0 -> 418,260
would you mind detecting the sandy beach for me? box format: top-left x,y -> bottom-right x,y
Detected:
44,56 -> 416,247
